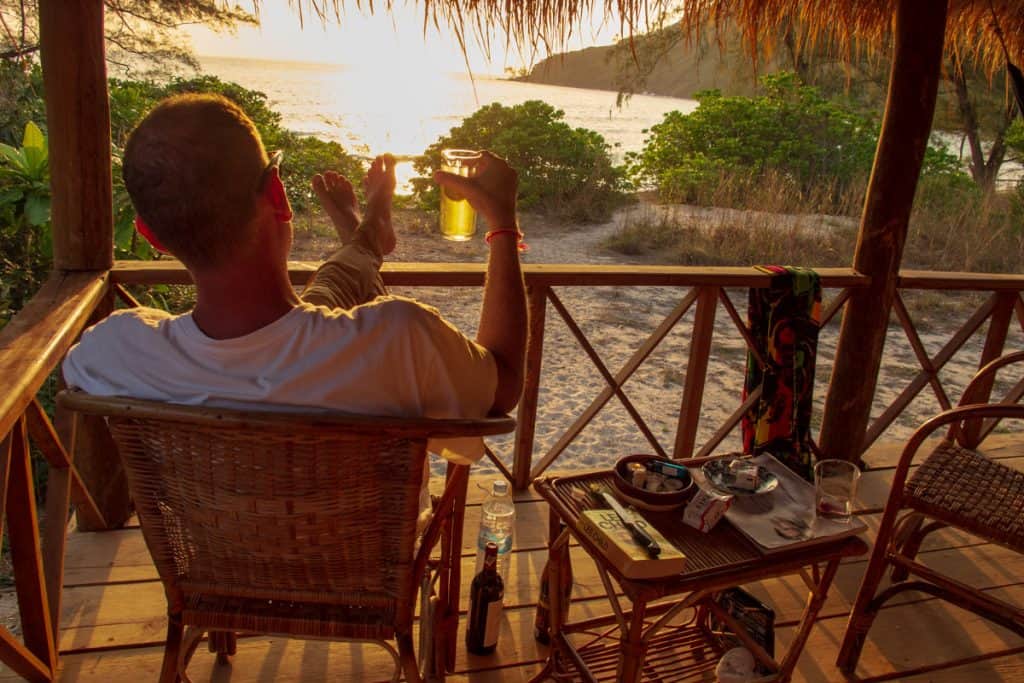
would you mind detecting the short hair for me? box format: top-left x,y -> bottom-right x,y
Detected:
123,94 -> 269,270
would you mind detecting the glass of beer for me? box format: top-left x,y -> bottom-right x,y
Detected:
439,149 -> 481,241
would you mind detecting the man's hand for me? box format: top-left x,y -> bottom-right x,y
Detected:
433,151 -> 518,228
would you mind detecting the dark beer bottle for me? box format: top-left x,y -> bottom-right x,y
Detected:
466,542 -> 504,655
533,526 -> 573,644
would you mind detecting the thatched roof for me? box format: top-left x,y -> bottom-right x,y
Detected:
264,1 -> 1024,73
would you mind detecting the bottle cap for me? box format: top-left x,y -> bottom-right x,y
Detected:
492,480 -> 509,496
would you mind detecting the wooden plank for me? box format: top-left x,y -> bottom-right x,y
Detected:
55,524 -> 1024,651
14,582 -> 1024,683
0,271 -> 109,441
25,399 -> 104,528
674,286 -> 718,458
52,506 -> 1024,654
777,586 -> 1024,682
513,285 -> 548,490
41,463 -> 70,645
819,0 -> 950,464
65,461 -> 1024,586
0,629 -> 51,683
897,270 -> 1024,291
962,292 -> 1017,445
109,260 -> 868,289
5,419 -> 56,679
863,289 -> 996,452
38,0 -> 112,270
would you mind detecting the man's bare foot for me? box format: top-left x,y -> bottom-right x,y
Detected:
312,171 -> 360,242
362,154 -> 397,256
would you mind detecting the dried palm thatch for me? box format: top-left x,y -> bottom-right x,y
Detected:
255,1 -> 1023,74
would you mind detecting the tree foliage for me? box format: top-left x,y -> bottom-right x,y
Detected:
0,121 -> 50,326
629,73 -> 880,206
413,100 -> 630,222
629,72 -> 968,210
0,0 -> 254,70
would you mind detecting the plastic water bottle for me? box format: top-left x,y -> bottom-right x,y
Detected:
476,479 -> 515,583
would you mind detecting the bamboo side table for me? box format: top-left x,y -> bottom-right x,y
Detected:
532,470 -> 868,682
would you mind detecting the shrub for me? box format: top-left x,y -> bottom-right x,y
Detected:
0,122 -> 51,327
413,100 -> 630,222
628,72 -> 881,210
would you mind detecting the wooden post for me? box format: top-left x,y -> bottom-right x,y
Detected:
818,0 -> 949,462
673,286 -> 718,459
513,285 -> 547,490
39,0 -> 113,271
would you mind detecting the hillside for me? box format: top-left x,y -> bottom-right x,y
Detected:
520,25 -> 792,98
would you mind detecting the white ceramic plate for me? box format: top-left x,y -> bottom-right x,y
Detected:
702,460 -> 779,496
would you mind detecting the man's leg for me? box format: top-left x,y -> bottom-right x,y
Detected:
301,231 -> 386,309
301,155 -> 396,309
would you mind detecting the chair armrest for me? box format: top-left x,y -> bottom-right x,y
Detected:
958,350 -> 1024,407
956,351 -> 1024,448
412,463 -> 470,584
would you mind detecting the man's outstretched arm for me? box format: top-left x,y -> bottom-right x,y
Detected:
435,152 -> 527,414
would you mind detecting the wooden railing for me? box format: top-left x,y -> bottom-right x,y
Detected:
104,262 -> 1024,485
0,272 -> 109,681
2,261 -> 1023,679
108,261 -> 868,489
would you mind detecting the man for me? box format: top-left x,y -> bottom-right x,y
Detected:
63,94 -> 527,455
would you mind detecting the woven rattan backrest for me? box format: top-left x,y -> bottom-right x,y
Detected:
59,392 -> 516,612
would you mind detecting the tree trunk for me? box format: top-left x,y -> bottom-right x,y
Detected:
818,0 -> 949,463
949,58 -> 1015,193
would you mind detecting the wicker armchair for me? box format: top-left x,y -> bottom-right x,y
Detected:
837,351 -> 1024,674
58,391 -> 515,683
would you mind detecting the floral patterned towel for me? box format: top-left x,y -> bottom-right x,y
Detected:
742,265 -> 821,482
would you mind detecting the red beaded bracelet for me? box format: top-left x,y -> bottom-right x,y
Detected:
484,228 -> 522,244
485,228 -> 528,252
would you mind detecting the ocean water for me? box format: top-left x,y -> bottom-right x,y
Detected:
197,56 -> 699,188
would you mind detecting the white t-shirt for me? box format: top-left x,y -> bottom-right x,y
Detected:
63,296 -> 498,525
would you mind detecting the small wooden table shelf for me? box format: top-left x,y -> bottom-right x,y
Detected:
532,470 -> 868,682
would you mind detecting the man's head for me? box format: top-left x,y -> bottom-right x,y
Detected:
123,94 -> 290,270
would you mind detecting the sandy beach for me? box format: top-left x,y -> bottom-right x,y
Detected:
292,201 -> 998,477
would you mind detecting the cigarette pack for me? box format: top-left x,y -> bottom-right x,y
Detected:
683,487 -> 733,532
728,460 -> 761,491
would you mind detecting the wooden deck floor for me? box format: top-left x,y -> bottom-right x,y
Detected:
4,439 -> 1023,682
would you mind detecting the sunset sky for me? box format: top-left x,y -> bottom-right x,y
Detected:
185,2 -> 622,74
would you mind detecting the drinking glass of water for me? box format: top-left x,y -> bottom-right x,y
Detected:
439,148 -> 481,241
814,459 -> 860,523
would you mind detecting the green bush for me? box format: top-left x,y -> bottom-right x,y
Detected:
629,72 -> 882,209
413,100 -> 630,222
0,122 -> 51,327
